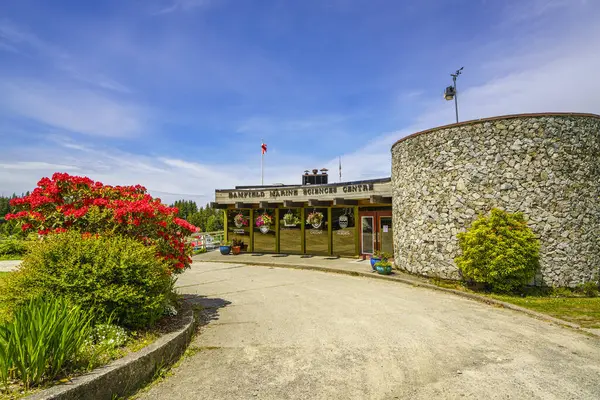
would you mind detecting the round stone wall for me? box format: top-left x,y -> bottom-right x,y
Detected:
391,113 -> 600,287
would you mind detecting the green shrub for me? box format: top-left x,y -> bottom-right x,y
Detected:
455,208 -> 540,292
576,281 -> 599,297
5,231 -> 175,329
193,247 -> 207,255
0,297 -> 94,390
0,238 -> 29,258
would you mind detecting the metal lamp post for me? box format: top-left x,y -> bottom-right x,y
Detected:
444,67 -> 463,123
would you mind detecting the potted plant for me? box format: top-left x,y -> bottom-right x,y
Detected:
219,240 -> 232,255
374,259 -> 393,275
232,238 -> 243,255
306,211 -> 324,229
370,251 -> 392,271
370,252 -> 381,271
256,213 -> 273,234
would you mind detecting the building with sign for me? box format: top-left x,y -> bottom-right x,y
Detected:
213,113 -> 600,287
212,169 -> 393,257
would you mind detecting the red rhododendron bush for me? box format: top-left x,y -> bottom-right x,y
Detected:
6,172 -> 197,274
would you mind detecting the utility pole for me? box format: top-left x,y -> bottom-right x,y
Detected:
444,67 -> 463,123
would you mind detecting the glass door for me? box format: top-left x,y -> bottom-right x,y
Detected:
360,215 -> 375,255
379,216 -> 393,255
359,211 -> 393,256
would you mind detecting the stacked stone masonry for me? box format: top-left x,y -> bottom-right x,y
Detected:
391,113 -> 600,287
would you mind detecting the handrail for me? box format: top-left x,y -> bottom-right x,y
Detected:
187,231 -> 225,250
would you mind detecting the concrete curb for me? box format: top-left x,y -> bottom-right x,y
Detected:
26,309 -> 197,400
197,259 -> 600,339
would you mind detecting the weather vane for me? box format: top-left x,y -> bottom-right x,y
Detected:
444,67 -> 464,123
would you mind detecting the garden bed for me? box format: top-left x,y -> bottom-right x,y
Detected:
0,301 -> 195,400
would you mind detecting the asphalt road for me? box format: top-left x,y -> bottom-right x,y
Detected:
136,262 -> 600,400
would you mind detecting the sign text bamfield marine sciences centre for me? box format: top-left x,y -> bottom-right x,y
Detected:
228,183 -> 375,199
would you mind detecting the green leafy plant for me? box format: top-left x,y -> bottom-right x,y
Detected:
283,213 -> 300,226
0,296 -> 94,390
455,208 -> 540,292
77,321 -> 130,370
2,231 -> 175,329
374,251 -> 392,260
575,281 -> 599,297
220,240 -> 232,246
0,238 -> 29,259
193,247 -> 207,255
374,260 -> 392,268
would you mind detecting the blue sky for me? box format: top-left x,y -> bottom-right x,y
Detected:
1,0 -> 599,204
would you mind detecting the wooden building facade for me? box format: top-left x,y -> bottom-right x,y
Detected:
212,176 -> 393,257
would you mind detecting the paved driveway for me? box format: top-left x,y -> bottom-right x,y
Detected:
0,260 -> 20,272
138,262 -> 600,400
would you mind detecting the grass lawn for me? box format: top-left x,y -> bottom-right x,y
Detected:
429,278 -> 600,329
0,254 -> 23,261
490,295 -> 600,329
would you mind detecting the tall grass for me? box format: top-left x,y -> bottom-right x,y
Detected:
0,297 -> 94,391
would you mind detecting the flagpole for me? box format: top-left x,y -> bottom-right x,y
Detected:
261,138 -> 264,185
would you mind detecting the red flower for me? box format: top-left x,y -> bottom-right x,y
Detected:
7,172 -> 198,274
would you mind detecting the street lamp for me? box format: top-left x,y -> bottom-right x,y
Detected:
444,67 -> 463,123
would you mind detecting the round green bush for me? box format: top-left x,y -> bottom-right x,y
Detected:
455,208 -> 540,292
0,239 -> 29,258
4,232 -> 175,329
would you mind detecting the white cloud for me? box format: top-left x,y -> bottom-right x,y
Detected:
501,0 -> 589,24
0,20 -> 131,94
325,24 -> 600,184
3,28 -> 599,204
0,81 -> 145,138
0,162 -> 81,171
1,2 -> 599,205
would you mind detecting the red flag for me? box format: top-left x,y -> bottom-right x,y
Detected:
261,143 -> 267,154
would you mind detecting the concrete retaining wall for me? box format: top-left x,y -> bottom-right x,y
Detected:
27,310 -> 196,400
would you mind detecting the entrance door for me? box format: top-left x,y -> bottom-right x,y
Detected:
359,211 -> 393,255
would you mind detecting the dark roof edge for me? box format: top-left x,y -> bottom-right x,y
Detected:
391,112 -> 600,150
215,177 -> 391,193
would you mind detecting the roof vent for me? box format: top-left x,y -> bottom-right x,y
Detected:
302,168 -> 329,185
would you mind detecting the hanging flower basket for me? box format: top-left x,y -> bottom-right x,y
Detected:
234,213 -> 248,228
283,212 -> 300,227
306,211 -> 324,229
256,213 -> 272,234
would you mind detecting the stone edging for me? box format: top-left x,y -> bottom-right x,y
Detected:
197,259 -> 600,339
26,309 -> 196,400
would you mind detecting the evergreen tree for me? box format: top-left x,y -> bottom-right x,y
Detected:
170,200 -> 223,232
